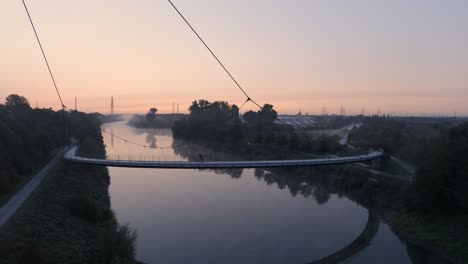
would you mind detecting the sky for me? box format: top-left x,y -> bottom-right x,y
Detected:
1,0 -> 468,115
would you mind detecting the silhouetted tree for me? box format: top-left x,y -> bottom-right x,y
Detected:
0,94 -> 102,196
5,94 -> 30,111
410,122 -> 468,212
242,104 -> 278,129
172,100 -> 243,143
146,107 -> 158,122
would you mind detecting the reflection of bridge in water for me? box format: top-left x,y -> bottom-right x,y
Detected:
64,146 -> 383,169
65,144 -> 384,264
254,167 -> 382,264
307,207 -> 380,264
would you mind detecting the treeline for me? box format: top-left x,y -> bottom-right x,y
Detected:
172,99 -> 344,155
172,100 -> 245,142
348,116 -> 408,154
251,132 -> 343,154
0,94 -> 140,264
348,115 -> 468,212
409,122 -> 468,212
128,113 -> 185,129
0,94 -> 101,196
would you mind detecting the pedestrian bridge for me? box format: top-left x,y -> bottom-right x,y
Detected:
64,146 -> 384,169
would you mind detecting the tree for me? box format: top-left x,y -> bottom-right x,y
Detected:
258,104 -> 277,125
243,104 -> 278,128
5,94 -> 30,111
243,110 -> 257,125
410,122 -> 468,212
172,99 -> 243,142
146,107 -> 158,122
0,95 -> 103,196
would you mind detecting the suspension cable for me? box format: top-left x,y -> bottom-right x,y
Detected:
21,0 -> 66,109
167,0 -> 263,109
100,129 -> 187,149
21,0 -> 291,152
167,0 -> 290,127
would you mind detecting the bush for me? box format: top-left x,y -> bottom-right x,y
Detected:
68,195 -> 113,223
275,134 -> 287,146
409,122 -> 468,212
0,239 -> 55,264
97,223 -> 138,264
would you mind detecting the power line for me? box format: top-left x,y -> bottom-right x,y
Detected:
167,1 -> 292,128
21,0 -> 66,109
167,0 -> 263,109
100,129 -> 187,149
21,0 -> 291,151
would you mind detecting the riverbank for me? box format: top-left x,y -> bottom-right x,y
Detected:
388,211 -> 468,264
0,136 -> 139,264
175,136 -> 463,263
0,147 -> 66,226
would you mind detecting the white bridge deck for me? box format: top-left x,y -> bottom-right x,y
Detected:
64,146 -> 383,169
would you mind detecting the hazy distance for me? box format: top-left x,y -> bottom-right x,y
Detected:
1,0 -> 467,115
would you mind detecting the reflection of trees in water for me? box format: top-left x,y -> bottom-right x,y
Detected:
210,168 -> 243,179
254,167 -> 447,264
130,128 -> 173,149
172,139 -> 243,178
253,167 -> 375,208
255,167 -> 383,264
131,128 -> 172,136
146,132 -> 157,148
313,185 -> 331,205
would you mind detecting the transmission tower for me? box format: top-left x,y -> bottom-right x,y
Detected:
111,96 -> 115,116
340,105 -> 346,116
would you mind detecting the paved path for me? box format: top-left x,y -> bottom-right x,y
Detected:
0,148 -> 67,227
390,156 -> 416,175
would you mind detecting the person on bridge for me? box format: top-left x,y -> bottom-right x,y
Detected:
199,153 -> 205,162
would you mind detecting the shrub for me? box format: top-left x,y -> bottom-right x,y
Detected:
68,195 -> 113,223
98,223 -> 138,264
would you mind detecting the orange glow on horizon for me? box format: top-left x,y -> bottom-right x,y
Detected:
2,0 -> 468,115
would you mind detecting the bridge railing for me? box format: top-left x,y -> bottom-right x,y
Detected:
76,153 -> 189,162
65,146 -> 384,167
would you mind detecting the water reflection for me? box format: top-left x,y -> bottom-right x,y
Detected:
173,139 -> 244,178
102,119 -> 450,264
131,128 -> 174,149
250,167 -> 451,264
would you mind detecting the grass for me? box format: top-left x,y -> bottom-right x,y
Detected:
381,158 -> 412,178
389,211 -> 468,264
0,145 -> 139,263
0,156 -> 52,207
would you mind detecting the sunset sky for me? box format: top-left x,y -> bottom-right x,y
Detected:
1,0 -> 467,115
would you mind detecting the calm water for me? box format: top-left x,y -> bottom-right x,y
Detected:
102,118 -> 436,264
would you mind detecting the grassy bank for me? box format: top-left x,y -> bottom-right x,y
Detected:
389,211 -> 468,264
0,137 -> 138,264
0,154 -> 52,207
